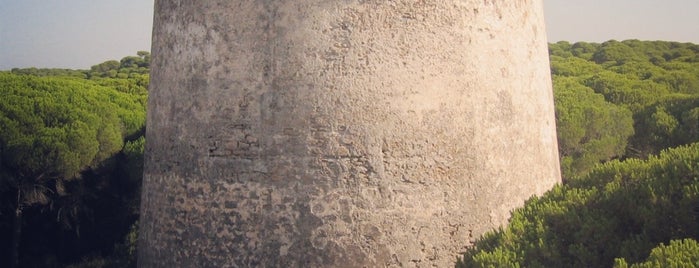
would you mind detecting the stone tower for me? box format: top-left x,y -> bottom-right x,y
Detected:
139,0 -> 560,267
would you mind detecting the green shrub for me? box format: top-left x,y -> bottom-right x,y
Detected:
459,143 -> 699,267
614,239 -> 699,268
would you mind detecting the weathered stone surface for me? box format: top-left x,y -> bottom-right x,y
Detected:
139,0 -> 560,267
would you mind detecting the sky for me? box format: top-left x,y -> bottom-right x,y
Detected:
544,0 -> 699,44
0,0 -> 154,70
1,0 -> 698,70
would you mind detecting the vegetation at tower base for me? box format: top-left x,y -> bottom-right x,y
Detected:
614,239 -> 699,268
0,53 -> 147,268
457,143 -> 699,267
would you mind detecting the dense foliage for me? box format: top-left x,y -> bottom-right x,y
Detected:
460,40 -> 699,267
615,239 -> 699,268
0,53 -> 147,268
551,40 -> 699,178
554,76 -> 634,178
458,143 -> 699,267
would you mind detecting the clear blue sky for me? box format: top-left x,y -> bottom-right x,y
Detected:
1,0 -> 698,70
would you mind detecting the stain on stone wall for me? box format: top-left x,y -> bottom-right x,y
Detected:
140,0 -> 560,267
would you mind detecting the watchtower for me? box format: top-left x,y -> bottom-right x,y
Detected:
139,1 -> 560,266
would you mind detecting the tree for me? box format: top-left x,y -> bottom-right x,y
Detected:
593,40 -> 644,65
549,55 -> 603,77
553,76 -> 634,178
0,73 -> 145,268
119,52 -> 149,70
570,41 -> 599,60
136,51 -> 151,67
91,60 -> 120,73
630,96 -> 699,156
88,52 -> 151,78
583,71 -> 671,112
549,41 -> 574,58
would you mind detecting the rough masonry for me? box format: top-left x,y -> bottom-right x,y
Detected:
139,0 -> 561,267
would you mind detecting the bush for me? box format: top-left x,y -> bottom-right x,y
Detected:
614,239 -> 699,268
458,143 -> 699,267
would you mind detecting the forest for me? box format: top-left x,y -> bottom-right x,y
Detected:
1,40 -> 698,267
1,53 -> 148,268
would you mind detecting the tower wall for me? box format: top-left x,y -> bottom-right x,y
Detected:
139,0 -> 560,266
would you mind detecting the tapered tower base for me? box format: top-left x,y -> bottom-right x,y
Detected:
140,1 -> 560,267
